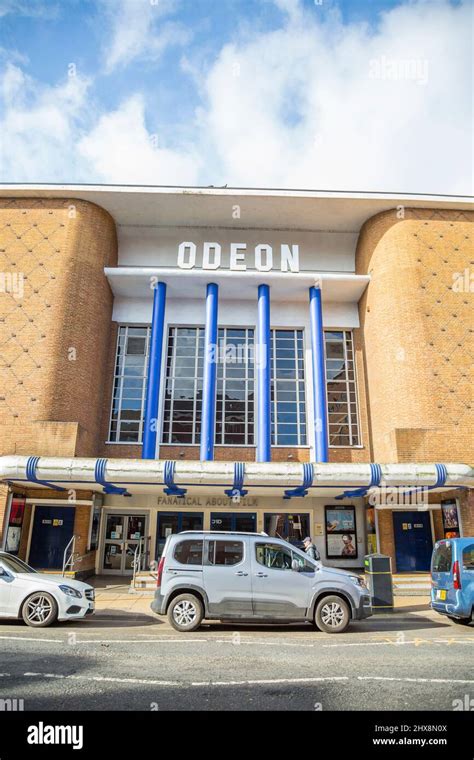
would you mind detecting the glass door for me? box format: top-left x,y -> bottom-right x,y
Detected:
210,513 -> 257,532
102,514 -> 147,574
156,512 -> 204,559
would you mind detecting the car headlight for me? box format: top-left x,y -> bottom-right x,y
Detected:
59,584 -> 82,599
349,575 -> 366,589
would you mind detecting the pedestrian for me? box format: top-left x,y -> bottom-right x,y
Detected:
303,536 -> 320,561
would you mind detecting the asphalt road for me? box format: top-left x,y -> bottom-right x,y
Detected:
0,608 -> 472,711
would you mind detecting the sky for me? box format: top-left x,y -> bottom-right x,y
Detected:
0,0 -> 472,193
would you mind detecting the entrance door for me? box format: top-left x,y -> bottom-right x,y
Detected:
264,513 -> 310,549
210,513 -> 257,533
156,512 -> 204,560
393,511 -> 433,572
102,514 -> 147,575
28,506 -> 76,570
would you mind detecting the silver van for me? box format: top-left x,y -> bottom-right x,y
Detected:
151,531 -> 372,633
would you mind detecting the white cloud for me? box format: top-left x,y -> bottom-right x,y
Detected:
0,0 -> 471,193
78,94 -> 201,184
199,0 -> 473,193
101,0 -> 191,73
0,64 -> 91,181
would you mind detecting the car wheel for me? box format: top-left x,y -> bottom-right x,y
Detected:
447,615 -> 472,626
167,594 -> 203,632
315,595 -> 350,634
22,592 -> 58,628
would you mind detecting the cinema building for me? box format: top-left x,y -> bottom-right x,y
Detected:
0,185 -> 472,581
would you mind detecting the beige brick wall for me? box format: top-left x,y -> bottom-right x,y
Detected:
0,198 -> 117,458
356,208 -> 473,464
377,510 -> 396,569
459,489 -> 474,536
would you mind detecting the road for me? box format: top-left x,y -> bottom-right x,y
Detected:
0,607 -> 472,711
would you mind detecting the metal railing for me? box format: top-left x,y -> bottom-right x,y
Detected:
132,536 -> 151,588
62,534 -> 82,576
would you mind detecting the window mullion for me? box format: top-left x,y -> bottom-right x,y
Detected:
192,328 -> 199,445
169,327 -> 177,444
343,331 -> 352,446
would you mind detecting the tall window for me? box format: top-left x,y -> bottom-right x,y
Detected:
109,326 -> 150,443
325,330 -> 360,447
271,329 -> 307,446
162,327 -> 204,444
216,328 -> 254,445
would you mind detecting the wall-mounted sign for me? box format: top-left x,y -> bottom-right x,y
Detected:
157,496 -> 258,507
177,242 -> 300,273
441,499 -> 460,539
325,505 -> 358,559
326,508 -> 356,533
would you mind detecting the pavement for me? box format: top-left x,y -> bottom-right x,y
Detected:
0,581 -> 472,711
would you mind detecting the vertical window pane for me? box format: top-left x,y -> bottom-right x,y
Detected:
108,326 -> 149,443
271,329 -> 307,445
162,327 -> 203,444
215,328 -> 254,445
324,331 -> 360,447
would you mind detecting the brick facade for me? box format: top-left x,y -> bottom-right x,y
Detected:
0,197 -> 472,573
0,198 -> 117,459
356,207 -> 473,464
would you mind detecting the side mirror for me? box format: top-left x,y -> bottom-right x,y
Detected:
0,566 -> 7,577
291,559 -> 300,572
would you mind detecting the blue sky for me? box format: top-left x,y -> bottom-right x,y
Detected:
0,0 -> 471,192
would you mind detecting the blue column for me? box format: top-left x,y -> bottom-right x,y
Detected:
309,285 -> 328,462
200,283 -> 219,461
256,284 -> 271,462
142,282 -> 167,459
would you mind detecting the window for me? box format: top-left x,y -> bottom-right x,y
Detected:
271,329 -> 306,446
462,544 -> 474,570
0,555 -> 36,574
256,542 -> 293,570
162,327 -> 204,444
264,513 -> 310,546
432,542 -> 453,573
216,328 -> 254,445
173,540 -> 203,565
325,330 -> 360,447
208,540 -> 244,566
109,326 -> 150,443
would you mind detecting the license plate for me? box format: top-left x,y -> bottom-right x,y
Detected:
436,590 -> 447,601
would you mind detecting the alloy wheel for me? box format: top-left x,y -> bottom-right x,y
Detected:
173,600 -> 197,626
320,601 -> 345,628
26,594 -> 54,625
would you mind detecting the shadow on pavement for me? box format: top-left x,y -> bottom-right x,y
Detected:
206,614 -> 451,634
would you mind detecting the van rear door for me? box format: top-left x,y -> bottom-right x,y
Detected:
431,541 -> 453,607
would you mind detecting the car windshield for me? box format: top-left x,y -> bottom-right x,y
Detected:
0,554 -> 37,574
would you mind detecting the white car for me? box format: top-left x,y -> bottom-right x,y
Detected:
0,551 -> 95,627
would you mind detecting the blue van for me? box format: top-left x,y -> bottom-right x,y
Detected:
431,537 -> 474,625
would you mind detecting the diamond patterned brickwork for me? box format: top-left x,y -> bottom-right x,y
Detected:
0,198 -> 117,458
356,208 -> 473,464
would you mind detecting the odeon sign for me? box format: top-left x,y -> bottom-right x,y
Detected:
177,242 -> 300,273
